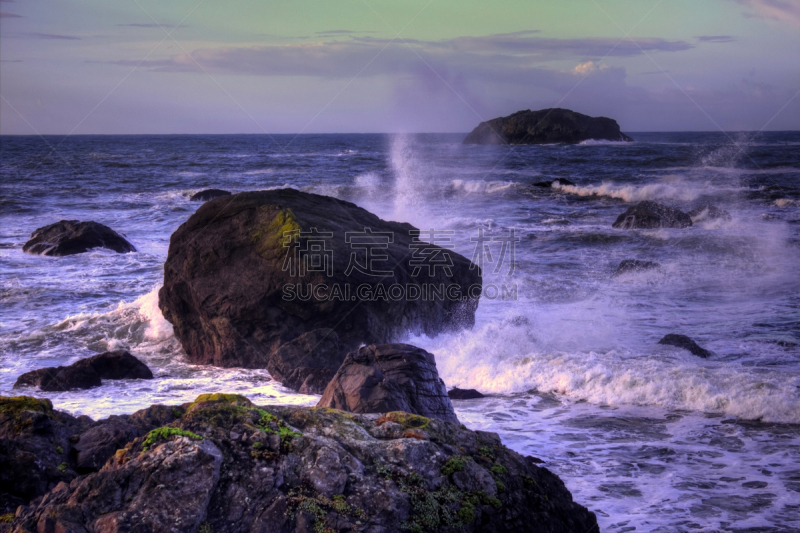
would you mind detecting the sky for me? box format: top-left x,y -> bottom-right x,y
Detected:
1,0 -> 798,134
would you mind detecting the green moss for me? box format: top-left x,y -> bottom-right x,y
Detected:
477,445 -> 495,459
377,412 -> 431,429
456,500 -> 475,524
441,456 -> 466,476
490,463 -> 508,476
521,474 -> 538,488
252,441 -> 263,449
495,480 -> 506,493
252,208 -> 302,253
0,513 -> 14,523
57,462 -> 67,472
198,522 -> 214,533
287,488 -> 366,533
192,393 -> 251,406
56,445 -> 63,454
171,407 -> 183,418
142,426 -> 202,452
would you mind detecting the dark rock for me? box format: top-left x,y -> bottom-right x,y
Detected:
658,334 -> 712,358
81,350 -> 154,380
267,329 -> 344,395
22,220 -> 135,256
190,188 -> 232,201
448,387 -> 485,400
612,201 -> 693,229
13,365 -> 100,392
73,419 -> 140,472
533,178 -> 576,188
613,259 -> 661,276
318,343 -> 459,423
688,204 -> 732,222
464,108 -> 633,145
7,393 -> 598,533
0,396 -> 89,513
13,351 -> 153,392
158,189 -> 481,391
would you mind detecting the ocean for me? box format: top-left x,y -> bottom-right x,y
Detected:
1,132 -> 799,532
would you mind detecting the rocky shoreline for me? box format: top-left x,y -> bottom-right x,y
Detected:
0,393 -> 598,533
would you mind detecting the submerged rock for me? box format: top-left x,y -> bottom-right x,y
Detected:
688,204 -> 731,222
464,108 -> 633,145
190,188 -> 232,201
533,178 -> 576,188
317,343 -> 458,423
22,220 -> 136,256
448,387 -> 486,400
13,350 -> 153,392
612,201 -> 693,229
613,259 -> 661,276
658,334 -> 712,358
159,189 -> 481,391
4,393 -> 598,533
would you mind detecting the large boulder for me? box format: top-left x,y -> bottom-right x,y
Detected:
317,343 -> 459,423
22,220 -> 135,256
464,108 -> 633,145
7,394 -> 598,533
13,351 -> 153,392
612,201 -> 693,229
158,189 -> 481,393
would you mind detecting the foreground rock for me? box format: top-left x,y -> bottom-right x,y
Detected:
14,351 -> 153,392
612,201 -> 693,229
3,393 -> 598,533
159,189 -> 481,393
449,388 -> 485,400
22,220 -> 136,256
688,204 -> 731,222
464,108 -> 633,145
190,188 -> 231,201
613,259 -> 661,276
318,344 -> 459,423
658,334 -> 712,358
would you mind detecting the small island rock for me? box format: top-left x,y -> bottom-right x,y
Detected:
658,334 -> 712,358
13,350 -> 153,392
464,108 -> 633,145
612,201 -> 693,229
190,189 -> 232,201
22,220 -> 135,256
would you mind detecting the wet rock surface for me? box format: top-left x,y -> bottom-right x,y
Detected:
612,201 -> 693,229
613,259 -> 661,276
464,108 -> 632,145
13,351 -> 153,392
158,189 -> 481,390
318,343 -> 459,423
22,220 -> 136,256
190,188 -> 232,201
1,393 -> 598,533
658,334 -> 713,358
448,388 -> 485,400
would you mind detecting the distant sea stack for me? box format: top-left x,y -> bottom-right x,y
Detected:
463,108 -> 633,145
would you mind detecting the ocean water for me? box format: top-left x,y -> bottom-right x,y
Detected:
1,132 -> 799,532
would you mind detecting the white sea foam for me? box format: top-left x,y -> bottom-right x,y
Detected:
553,180 -> 709,203
447,179 -> 518,195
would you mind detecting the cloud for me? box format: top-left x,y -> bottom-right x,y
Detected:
696,35 -> 736,42
115,22 -> 189,28
113,31 -> 693,78
0,11 -> 21,17
572,61 -> 609,75
13,32 -> 81,40
734,0 -> 800,27
314,30 -> 375,35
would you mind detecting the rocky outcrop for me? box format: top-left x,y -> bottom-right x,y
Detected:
22,220 -> 136,256
464,108 -> 633,145
190,189 -> 231,201
688,204 -> 731,222
3,393 -> 598,533
317,344 -> 459,423
158,189 -> 481,392
613,259 -> 661,276
612,201 -> 693,229
13,351 -> 153,392
658,334 -> 712,358
448,388 -> 485,400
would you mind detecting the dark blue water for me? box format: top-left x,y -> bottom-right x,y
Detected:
2,132 -> 799,532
